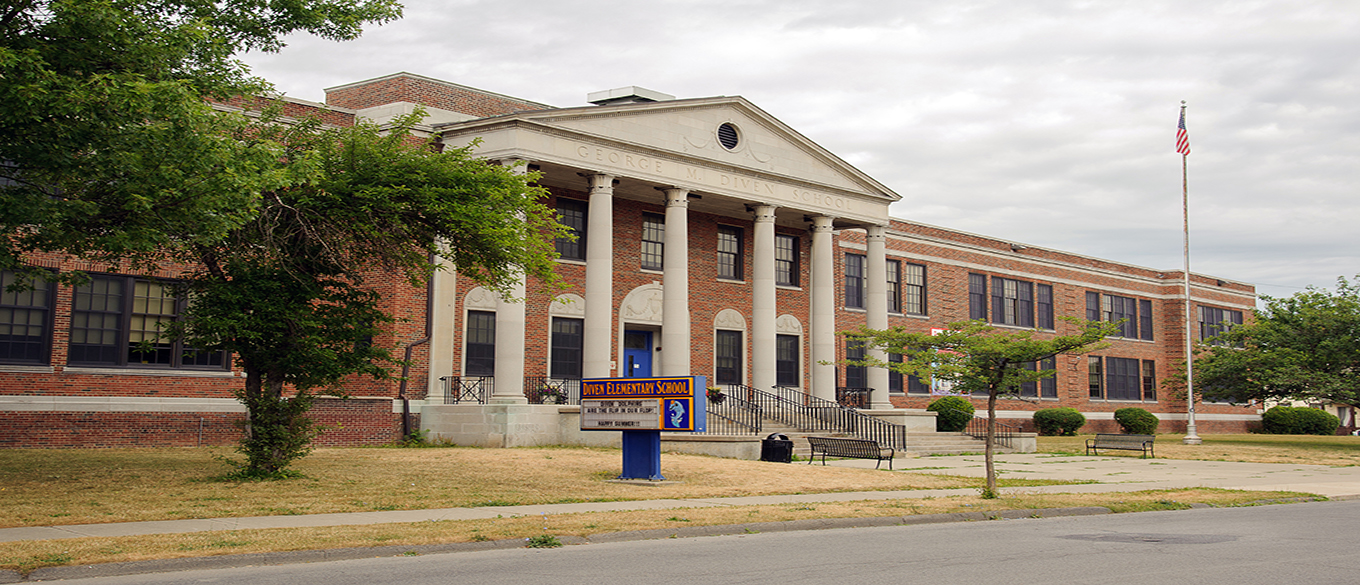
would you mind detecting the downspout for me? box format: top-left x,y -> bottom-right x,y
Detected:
397,258 -> 437,441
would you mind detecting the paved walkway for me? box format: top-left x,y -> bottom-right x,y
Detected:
4,453 -> 1359,543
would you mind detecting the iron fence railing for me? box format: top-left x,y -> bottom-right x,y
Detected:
739,385 -> 905,450
523,376 -> 582,405
835,386 -> 871,408
698,388 -> 762,435
441,376 -> 492,403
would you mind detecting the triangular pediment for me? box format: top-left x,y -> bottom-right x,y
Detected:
445,97 -> 898,203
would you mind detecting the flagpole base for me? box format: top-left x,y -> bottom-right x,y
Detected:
1182,423 -> 1202,445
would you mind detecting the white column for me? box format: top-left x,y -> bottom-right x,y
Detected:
583,174 -> 615,378
660,188 -> 690,376
865,224 -> 892,410
426,242 -> 458,404
810,216 -> 836,401
491,159 -> 528,403
751,205 -> 778,391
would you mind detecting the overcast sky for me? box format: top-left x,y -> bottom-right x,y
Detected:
243,0 -> 1360,301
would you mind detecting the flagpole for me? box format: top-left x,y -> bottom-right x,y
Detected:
1179,100 -> 1201,445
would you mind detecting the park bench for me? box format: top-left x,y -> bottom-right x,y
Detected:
1085,433 -> 1155,458
806,436 -> 895,470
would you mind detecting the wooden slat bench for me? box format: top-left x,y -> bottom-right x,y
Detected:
1085,433 -> 1155,458
806,436 -> 895,470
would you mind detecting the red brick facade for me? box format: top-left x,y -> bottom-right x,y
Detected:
0,74 -> 1259,448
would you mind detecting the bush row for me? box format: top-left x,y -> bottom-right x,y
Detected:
1261,406 -> 1340,435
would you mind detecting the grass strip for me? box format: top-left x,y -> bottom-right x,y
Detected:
0,488 -> 1320,575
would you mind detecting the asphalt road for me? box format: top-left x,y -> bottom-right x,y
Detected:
46,499 -> 1357,585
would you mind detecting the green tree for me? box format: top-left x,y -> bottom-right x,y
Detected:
174,114 -> 565,478
844,319 -> 1117,497
0,0 -> 400,282
1192,276 -> 1360,413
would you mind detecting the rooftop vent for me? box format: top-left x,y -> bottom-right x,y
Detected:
587,86 -> 675,106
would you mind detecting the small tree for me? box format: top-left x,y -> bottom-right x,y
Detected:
844,319 -> 1117,497
176,114 -> 565,478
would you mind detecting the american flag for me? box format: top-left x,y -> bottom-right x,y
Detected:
1176,108 -> 1191,155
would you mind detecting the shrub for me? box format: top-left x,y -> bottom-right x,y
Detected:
1114,407 -> 1159,435
1033,407 -> 1086,436
928,396 -> 975,432
1262,406 -> 1340,435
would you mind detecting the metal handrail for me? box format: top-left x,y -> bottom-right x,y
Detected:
698,390 -> 762,435
441,376 -> 492,404
935,404 -> 1020,449
734,384 -> 905,450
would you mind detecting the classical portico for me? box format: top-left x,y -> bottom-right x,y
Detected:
421,89 -> 900,447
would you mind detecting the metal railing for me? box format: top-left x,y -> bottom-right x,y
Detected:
523,376 -> 582,405
736,385 -> 905,450
936,405 -> 1021,449
441,376 -> 492,403
699,389 -> 762,435
835,386 -> 871,408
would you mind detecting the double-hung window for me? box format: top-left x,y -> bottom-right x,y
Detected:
992,277 -> 1034,327
0,271 -> 53,364
554,199 -> 587,261
886,260 -> 901,313
1198,306 -> 1243,345
775,235 -> 799,286
844,254 -> 865,309
1017,358 -> 1057,398
549,317 -> 583,379
968,274 -> 988,320
844,340 -> 866,388
1087,292 -> 1154,340
465,311 -> 496,376
775,334 -> 799,387
68,275 -> 226,369
1089,356 -> 1157,401
902,263 -> 926,315
717,226 -> 743,280
641,214 -> 664,271
715,330 -> 742,385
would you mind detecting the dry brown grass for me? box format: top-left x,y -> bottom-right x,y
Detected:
0,488 -> 1315,574
0,446 -> 1037,528
1038,434 -> 1360,466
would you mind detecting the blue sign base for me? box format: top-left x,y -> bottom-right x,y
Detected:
619,430 -> 664,480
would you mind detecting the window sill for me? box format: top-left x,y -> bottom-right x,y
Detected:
554,258 -> 587,266
843,307 -> 866,313
717,278 -> 747,285
0,365 -> 55,374
60,367 -> 238,378
776,285 -> 803,291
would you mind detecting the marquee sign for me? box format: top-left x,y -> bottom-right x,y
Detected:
580,376 -> 707,432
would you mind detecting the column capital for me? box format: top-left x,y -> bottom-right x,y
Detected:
865,224 -> 887,241
587,173 -> 615,193
753,205 -> 778,223
663,188 -> 689,208
811,216 -> 835,233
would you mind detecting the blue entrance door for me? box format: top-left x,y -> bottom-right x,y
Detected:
623,330 -> 652,378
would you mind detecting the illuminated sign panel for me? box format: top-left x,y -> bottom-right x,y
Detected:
581,376 -> 706,432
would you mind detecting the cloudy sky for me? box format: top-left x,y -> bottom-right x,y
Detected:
243,0 -> 1360,301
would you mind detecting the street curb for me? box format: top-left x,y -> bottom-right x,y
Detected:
12,507 -> 1111,582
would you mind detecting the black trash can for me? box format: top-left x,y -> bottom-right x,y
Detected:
760,433 -> 793,463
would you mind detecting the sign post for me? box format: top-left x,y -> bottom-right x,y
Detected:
581,376 -> 707,480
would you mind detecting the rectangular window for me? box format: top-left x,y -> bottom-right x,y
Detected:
715,330 -> 742,385
1141,360 -> 1157,401
903,263 -> 926,315
717,225 -> 743,280
69,275 -> 225,369
1102,294 -> 1138,338
1199,306 -> 1244,345
465,311 -> 496,376
844,340 -> 866,388
641,214 -> 664,271
887,352 -> 902,394
991,277 -> 1034,327
1088,355 -> 1103,399
1036,284 -> 1054,330
776,334 -> 799,387
549,317 -> 583,379
885,260 -> 901,313
907,372 -> 930,395
0,271 -> 53,364
1139,299 -> 1154,341
1040,357 -> 1057,398
1018,361 -> 1039,397
775,235 -> 799,286
844,253 -> 865,309
555,199 -> 587,261
1106,356 -> 1141,400
1085,291 -> 1100,322
969,274 -> 987,320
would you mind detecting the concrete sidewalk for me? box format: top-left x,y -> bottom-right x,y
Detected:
4,453 -> 1358,544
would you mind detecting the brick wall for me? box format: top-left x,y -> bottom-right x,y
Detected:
326,74 -> 551,118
